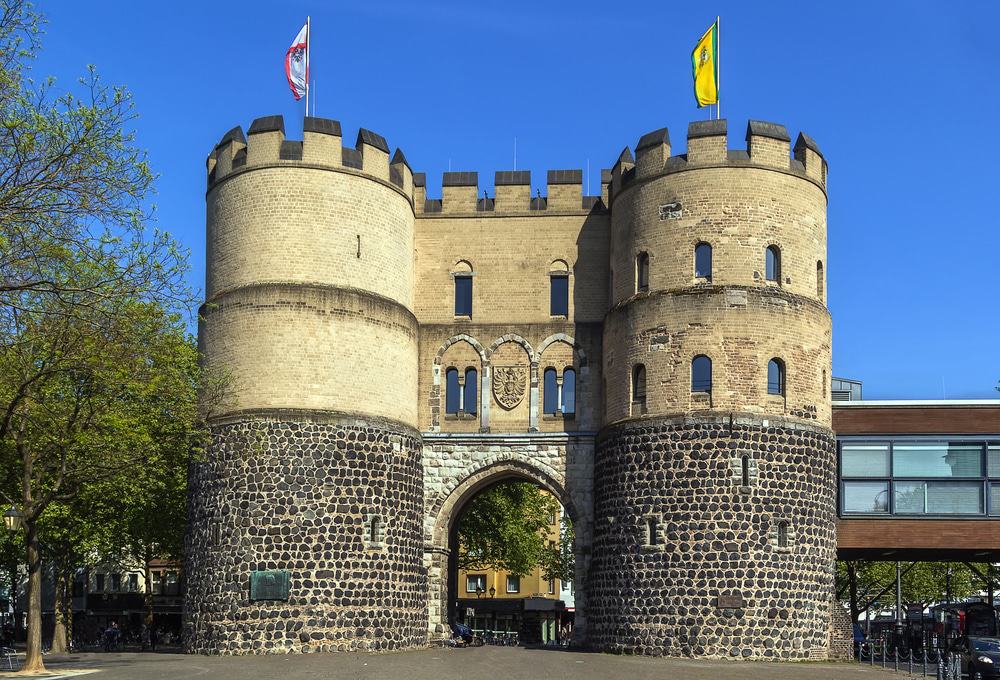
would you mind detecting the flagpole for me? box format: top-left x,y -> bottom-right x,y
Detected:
716,16 -> 721,120
304,15 -> 311,119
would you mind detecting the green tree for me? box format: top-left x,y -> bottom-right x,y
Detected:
457,481 -> 566,578
0,0 -> 193,670
837,560 -> 980,623
538,514 -> 575,583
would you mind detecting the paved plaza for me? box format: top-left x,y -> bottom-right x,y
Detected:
0,647 -> 905,680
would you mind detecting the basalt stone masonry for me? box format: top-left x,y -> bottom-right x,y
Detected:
184,416 -> 425,654
189,113 -> 837,658
588,415 -> 837,659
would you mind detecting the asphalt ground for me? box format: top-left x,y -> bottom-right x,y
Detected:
0,647 -> 908,680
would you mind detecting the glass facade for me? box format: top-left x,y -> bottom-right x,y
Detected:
839,438 -> 1000,516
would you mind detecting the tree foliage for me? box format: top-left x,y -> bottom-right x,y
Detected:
837,560 -> 980,616
456,481 -> 573,580
0,0 -> 201,669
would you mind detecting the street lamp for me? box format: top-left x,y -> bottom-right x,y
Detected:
3,506 -> 23,533
489,586 -> 496,599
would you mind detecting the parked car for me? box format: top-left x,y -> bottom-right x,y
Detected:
953,636 -> 1000,679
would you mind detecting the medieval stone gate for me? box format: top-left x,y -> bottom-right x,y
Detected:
422,433 -> 594,639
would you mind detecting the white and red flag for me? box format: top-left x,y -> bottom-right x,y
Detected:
285,22 -> 308,101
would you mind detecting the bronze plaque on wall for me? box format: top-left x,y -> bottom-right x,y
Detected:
250,570 -> 290,602
716,595 -> 744,609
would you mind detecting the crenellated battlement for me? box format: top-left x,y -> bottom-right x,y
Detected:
609,119 -> 827,205
206,115 -> 414,201
413,167 -> 607,216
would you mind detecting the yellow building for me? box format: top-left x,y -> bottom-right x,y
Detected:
456,493 -> 567,642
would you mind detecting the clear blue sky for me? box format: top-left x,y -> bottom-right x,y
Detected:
32,0 -> 1000,399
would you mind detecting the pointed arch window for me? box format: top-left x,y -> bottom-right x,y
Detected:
691,355 -> 712,393
695,242 -> 712,279
767,358 -> 785,396
636,252 -> 650,293
765,245 -> 781,282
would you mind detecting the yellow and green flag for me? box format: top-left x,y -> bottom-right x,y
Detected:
692,21 -> 719,108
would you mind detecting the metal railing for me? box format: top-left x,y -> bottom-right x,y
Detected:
854,638 -> 964,679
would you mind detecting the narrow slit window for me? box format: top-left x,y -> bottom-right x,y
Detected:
695,242 -> 712,279
741,455 -> 750,486
636,252 -> 649,293
646,517 -> 659,545
817,261 -> 825,299
369,516 -> 381,544
562,368 -> 576,415
464,368 -> 478,415
765,245 -> 781,282
632,364 -> 647,413
445,368 -> 460,414
776,521 -> 789,548
767,358 -> 785,396
691,355 -> 712,393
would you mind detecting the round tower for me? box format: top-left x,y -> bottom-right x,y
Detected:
589,119 -> 835,659
185,115 -> 425,654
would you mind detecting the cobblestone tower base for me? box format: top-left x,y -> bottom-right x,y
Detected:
183,415 -> 426,654
588,415 -> 837,659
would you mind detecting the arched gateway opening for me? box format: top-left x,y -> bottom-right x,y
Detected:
424,458 -> 592,645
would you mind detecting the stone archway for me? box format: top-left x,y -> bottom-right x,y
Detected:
422,439 -> 594,643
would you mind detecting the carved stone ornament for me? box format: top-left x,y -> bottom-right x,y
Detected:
658,201 -> 682,220
492,365 -> 527,410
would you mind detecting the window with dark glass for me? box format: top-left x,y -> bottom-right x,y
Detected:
636,252 -> 649,293
765,245 -> 781,282
691,355 -> 712,393
506,575 -> 520,593
454,275 -> 472,316
464,368 -> 478,415
695,242 -> 712,279
817,261 -> 825,299
767,358 -> 785,396
631,364 -> 647,413
445,368 -> 460,415
543,368 -> 559,414
550,275 -> 569,316
562,368 -> 576,415
741,455 -> 750,486
839,440 -> 998,516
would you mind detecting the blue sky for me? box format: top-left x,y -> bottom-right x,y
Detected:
31,0 -> 1000,399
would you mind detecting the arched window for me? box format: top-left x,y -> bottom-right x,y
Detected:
563,368 -> 576,415
741,455 -> 750,486
691,355 -> 712,393
816,260 -> 825,299
694,242 -> 712,280
636,252 -> 649,293
765,245 -> 781,282
464,368 -> 478,415
776,521 -> 789,548
445,368 -> 460,414
767,358 -> 785,396
369,516 -> 381,545
631,364 -> 647,413
550,260 -> 569,316
543,368 -> 559,414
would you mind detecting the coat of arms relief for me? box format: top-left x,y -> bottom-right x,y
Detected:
492,365 -> 527,410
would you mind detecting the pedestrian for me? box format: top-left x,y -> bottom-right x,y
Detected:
150,627 -> 158,652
